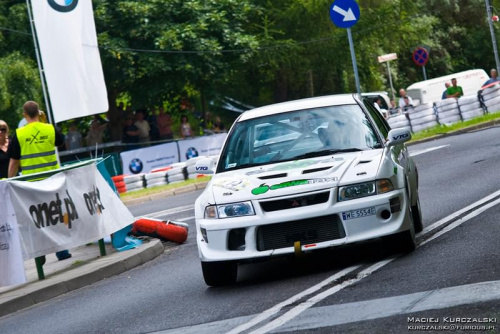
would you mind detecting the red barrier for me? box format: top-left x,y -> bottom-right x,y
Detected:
131,218 -> 188,244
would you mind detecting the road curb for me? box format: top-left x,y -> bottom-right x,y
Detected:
408,119 -> 500,146
0,239 -> 164,318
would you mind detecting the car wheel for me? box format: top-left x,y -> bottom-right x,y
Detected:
411,195 -> 424,233
201,261 -> 238,287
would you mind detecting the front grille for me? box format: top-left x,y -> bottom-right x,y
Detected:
256,214 -> 345,251
260,191 -> 330,212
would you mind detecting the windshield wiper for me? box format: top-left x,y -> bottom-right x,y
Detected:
291,148 -> 364,160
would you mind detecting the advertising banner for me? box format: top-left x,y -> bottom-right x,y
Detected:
177,134 -> 227,162
8,164 -> 135,259
0,182 -> 26,287
31,0 -> 108,122
120,142 -> 179,174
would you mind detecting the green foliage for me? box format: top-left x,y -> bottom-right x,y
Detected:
0,52 -> 42,129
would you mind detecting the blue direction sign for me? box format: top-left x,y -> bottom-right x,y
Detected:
329,0 -> 360,29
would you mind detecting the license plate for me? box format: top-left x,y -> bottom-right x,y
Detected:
342,207 -> 376,220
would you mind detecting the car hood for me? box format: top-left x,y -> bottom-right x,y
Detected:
210,150 -> 383,203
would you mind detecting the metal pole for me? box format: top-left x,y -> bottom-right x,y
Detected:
386,61 -> 396,102
26,0 -> 53,125
26,0 -> 61,168
486,0 -> 500,74
347,28 -> 361,95
422,66 -> 428,81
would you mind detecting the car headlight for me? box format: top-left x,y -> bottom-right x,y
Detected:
204,201 -> 255,219
338,179 -> 394,201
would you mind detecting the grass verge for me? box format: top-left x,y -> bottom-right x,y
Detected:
410,112 -> 500,142
120,176 -> 211,200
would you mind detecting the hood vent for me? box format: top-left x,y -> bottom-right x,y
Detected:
258,173 -> 287,180
302,166 -> 331,174
357,160 -> 372,165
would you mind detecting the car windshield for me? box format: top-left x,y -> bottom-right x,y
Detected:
217,104 -> 381,173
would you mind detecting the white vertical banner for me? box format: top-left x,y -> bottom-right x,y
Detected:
0,181 -> 26,287
31,0 -> 108,122
177,134 -> 228,162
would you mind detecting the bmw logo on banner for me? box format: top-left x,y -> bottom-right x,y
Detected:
186,147 -> 199,160
48,0 -> 78,12
129,158 -> 144,174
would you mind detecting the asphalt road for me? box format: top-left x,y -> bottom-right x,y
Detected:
1,126 -> 500,333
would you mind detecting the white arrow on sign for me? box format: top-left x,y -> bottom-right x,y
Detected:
333,5 -> 356,21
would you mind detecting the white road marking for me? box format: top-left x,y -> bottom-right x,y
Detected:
249,259 -> 396,334
226,265 -> 361,334
229,189 -> 500,334
276,280 -> 500,332
420,188 -> 500,236
420,196 -> 500,247
410,144 -> 449,157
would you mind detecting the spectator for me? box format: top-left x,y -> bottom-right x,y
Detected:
388,99 -> 400,116
446,78 -> 464,99
65,122 -> 83,151
483,68 -> 500,87
7,101 -> 71,261
122,115 -> 140,150
398,89 -> 414,111
374,98 -> 388,119
213,116 -> 225,133
442,83 -> 451,99
0,120 -> 10,179
156,106 -> 174,140
134,110 -> 151,143
86,119 -> 107,147
180,114 -> 193,139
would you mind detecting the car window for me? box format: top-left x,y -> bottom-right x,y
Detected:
217,104 -> 381,173
363,99 -> 390,139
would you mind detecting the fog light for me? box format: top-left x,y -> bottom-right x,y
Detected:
381,209 -> 391,220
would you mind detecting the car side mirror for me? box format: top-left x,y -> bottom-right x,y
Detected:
386,128 -> 411,147
194,158 -> 215,174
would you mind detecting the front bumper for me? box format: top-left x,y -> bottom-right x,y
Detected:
196,188 -> 411,262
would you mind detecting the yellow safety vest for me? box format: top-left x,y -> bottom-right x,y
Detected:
16,122 -> 59,175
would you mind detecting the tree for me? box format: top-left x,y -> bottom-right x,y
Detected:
94,0 -> 260,140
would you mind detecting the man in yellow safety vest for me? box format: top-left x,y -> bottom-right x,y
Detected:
8,101 -> 72,261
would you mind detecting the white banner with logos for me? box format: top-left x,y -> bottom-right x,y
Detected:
0,182 -> 26,287
120,142 -> 179,174
177,134 -> 227,162
8,164 -> 134,259
31,0 -> 108,123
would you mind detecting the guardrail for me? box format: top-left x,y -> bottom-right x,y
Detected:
111,156 -> 218,194
387,83 -> 500,132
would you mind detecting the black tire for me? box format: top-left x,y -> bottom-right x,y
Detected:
412,196 -> 424,233
201,261 -> 237,286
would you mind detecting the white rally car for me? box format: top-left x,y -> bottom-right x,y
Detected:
195,94 -> 422,286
